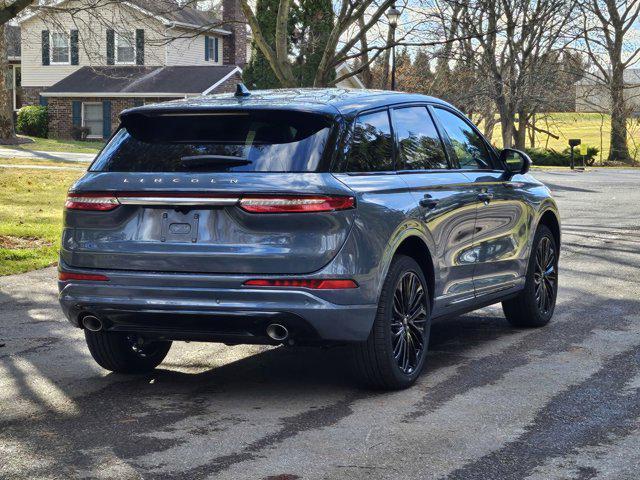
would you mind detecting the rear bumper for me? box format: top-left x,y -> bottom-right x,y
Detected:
58,267 -> 377,343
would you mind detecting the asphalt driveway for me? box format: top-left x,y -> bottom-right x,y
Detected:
1,169 -> 640,479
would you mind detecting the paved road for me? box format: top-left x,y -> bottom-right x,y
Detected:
0,147 -> 95,163
1,169 -> 640,479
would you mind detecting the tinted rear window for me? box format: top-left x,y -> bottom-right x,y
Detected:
345,110 -> 393,172
90,110 -> 334,173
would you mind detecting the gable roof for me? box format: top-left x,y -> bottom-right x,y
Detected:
41,65 -> 242,97
18,0 -> 231,34
127,0 -> 220,29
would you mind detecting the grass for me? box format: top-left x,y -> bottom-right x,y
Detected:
489,112 -> 640,163
10,135 -> 104,154
0,166 -> 84,275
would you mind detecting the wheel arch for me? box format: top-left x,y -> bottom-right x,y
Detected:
537,209 -> 561,250
392,235 -> 436,310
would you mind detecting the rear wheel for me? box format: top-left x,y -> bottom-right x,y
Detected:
353,255 -> 431,390
502,225 -> 558,327
84,330 -> 172,373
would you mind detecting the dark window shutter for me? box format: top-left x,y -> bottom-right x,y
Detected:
70,30 -> 79,65
42,30 -> 50,66
136,29 -> 145,65
102,101 -> 112,138
72,101 -> 81,127
106,29 -> 115,65
205,36 -> 210,61
214,37 -> 219,63
39,96 -> 48,107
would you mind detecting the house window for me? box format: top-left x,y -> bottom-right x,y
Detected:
51,32 -> 70,64
208,37 -> 219,63
116,32 -> 135,64
82,103 -> 103,138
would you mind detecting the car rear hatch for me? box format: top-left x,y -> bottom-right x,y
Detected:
61,108 -> 355,274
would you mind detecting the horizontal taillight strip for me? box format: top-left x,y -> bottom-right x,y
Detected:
244,279 -> 358,289
117,196 -> 239,206
65,193 -> 355,213
65,194 -> 120,211
239,195 -> 355,213
58,271 -> 110,282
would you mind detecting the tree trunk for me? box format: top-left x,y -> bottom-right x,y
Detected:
514,109 -> 528,150
497,100 -> 514,149
357,16 -> 373,88
609,67 -> 631,163
0,22 -> 15,141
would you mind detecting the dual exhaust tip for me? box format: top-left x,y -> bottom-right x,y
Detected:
82,315 -> 290,343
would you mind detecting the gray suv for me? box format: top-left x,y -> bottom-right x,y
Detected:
58,88 -> 560,389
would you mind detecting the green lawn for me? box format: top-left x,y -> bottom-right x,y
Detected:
490,113 -> 640,163
0,166 -> 84,275
11,135 -> 104,154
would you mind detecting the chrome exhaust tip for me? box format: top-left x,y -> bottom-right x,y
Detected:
82,315 -> 103,332
266,323 -> 289,342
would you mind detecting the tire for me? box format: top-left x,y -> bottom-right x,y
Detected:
353,255 -> 431,390
84,330 -> 172,373
502,224 -> 558,328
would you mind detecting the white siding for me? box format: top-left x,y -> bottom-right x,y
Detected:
21,0 -> 166,87
575,84 -> 640,113
165,30 -> 223,66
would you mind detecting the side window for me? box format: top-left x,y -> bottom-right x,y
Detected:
434,108 -> 493,170
346,110 -> 393,172
392,106 -> 448,170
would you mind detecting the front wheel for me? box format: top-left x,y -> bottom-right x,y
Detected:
84,330 -> 172,373
353,255 -> 431,390
502,224 -> 558,328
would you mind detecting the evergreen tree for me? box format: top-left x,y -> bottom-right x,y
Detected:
243,0 -> 281,89
292,0 -> 335,86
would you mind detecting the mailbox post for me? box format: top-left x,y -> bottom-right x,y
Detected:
568,139 -> 581,170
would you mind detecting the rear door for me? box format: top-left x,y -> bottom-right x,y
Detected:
432,107 -> 530,297
61,109 -> 356,274
389,105 -> 478,315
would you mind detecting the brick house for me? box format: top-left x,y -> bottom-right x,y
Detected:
17,0 -> 248,139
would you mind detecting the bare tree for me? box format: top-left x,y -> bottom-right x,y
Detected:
241,0 -> 421,87
453,0 -> 577,149
579,0 -> 640,163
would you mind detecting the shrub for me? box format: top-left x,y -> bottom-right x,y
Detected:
71,126 -> 91,141
16,105 -> 48,138
525,146 -> 599,166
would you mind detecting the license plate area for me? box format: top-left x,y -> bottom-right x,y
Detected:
160,210 -> 200,243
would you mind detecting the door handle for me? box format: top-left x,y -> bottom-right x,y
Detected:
419,194 -> 439,209
477,192 -> 494,203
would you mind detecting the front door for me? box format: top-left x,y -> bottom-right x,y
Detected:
432,107 -> 529,298
390,105 -> 479,316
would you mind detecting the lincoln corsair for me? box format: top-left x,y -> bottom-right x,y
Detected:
58,87 -> 560,389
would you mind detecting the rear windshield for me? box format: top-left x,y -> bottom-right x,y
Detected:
90,110 -> 334,173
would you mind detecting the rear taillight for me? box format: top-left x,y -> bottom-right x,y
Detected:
244,279 -> 358,289
58,272 -> 110,281
239,195 -> 355,213
65,193 -> 119,211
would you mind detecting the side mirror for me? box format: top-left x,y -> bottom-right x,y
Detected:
500,148 -> 532,175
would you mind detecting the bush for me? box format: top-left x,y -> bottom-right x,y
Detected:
71,126 -> 91,141
16,105 -> 48,138
525,146 -> 599,166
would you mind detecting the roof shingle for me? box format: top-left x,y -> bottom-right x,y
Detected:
43,65 -> 240,95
